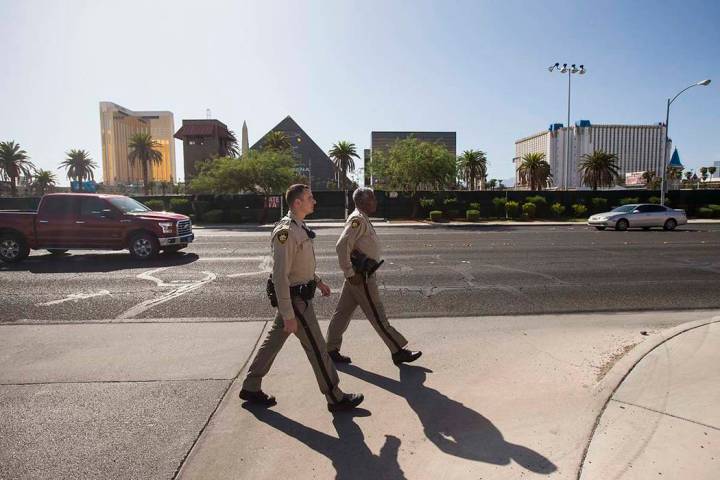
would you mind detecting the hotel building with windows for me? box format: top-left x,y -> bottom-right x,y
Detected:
514,121 -> 670,189
99,102 -> 176,185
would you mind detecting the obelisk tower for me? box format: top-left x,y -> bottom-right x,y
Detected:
241,121 -> 249,158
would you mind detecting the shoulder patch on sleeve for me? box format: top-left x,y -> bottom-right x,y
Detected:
351,219 -> 360,228
276,229 -> 289,244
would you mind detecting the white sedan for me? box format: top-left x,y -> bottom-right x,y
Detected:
588,204 -> 687,231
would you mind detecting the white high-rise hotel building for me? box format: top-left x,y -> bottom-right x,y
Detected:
514,121 -> 671,189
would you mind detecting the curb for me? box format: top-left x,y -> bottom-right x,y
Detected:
576,315 -> 720,479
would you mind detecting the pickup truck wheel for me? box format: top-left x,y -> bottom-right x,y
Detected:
163,245 -> 186,254
0,234 -> 30,263
129,233 -> 159,260
47,249 -> 69,255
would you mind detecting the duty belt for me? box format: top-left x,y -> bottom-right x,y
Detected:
290,280 -> 317,300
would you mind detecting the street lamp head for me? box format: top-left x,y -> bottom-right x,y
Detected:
579,65 -> 586,74
548,62 -> 560,72
560,63 -> 568,73
570,64 -> 579,73
697,79 -> 711,86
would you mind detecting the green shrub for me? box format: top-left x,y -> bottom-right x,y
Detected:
469,202 -> 481,211
429,210 -> 443,222
572,204 -> 588,217
708,204 -> 720,218
419,198 -> 435,209
144,199 -> 165,211
619,197 -> 640,206
193,200 -> 211,217
170,198 -> 192,215
225,209 -> 245,223
522,202 -> 536,219
505,200 -> 520,218
492,197 -> 507,215
697,207 -> 714,218
202,209 -> 224,223
551,202 -> 566,217
590,197 -> 608,212
466,209 -> 480,221
648,196 -> 661,205
443,197 -> 458,206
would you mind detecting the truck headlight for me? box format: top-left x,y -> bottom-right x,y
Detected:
158,222 -> 174,234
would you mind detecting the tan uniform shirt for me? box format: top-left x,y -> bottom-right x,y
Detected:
336,209 -> 382,279
272,212 -> 320,320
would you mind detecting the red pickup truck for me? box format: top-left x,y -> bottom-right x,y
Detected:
0,193 -> 194,263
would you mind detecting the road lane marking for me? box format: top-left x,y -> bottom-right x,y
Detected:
36,290 -> 111,306
116,268 -> 217,320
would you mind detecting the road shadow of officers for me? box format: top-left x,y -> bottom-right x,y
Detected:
339,364 -> 558,475
244,406 -> 407,480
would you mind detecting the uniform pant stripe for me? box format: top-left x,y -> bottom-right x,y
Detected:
362,278 -> 402,351
292,301 -> 340,404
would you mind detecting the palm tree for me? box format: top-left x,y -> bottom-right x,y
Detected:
517,152 -> 552,191
709,166 -> 717,178
262,131 -> 292,152
33,169 -> 57,195
328,141 -> 359,189
128,133 -> 163,195
59,149 -> 97,191
578,150 -> 620,191
328,141 -> 360,218
221,130 -> 240,157
457,150 -> 488,190
0,141 -> 35,196
700,166 -> 708,181
487,178 -> 498,190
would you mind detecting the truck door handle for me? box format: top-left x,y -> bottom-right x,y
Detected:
39,220 -> 49,224
75,221 -> 86,224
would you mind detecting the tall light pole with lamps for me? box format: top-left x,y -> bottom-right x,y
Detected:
660,79 -> 711,205
548,63 -> 586,189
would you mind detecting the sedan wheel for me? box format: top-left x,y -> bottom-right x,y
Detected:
129,233 -> 159,260
663,218 -> 677,231
615,219 -> 629,231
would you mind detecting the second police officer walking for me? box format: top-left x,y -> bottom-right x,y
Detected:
326,187 -> 422,365
239,184 -> 364,412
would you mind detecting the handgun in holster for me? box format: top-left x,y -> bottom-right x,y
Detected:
266,275 -> 278,307
350,250 -> 384,277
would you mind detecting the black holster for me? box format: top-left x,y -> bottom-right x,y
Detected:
266,276 -> 278,307
351,250 -> 384,277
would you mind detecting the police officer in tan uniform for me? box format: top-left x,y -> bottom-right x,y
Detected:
240,184 -> 364,412
327,187 -> 422,365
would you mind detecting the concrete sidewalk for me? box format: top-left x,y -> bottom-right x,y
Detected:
175,311 -> 719,480
2,310 -> 718,479
580,320 -> 720,479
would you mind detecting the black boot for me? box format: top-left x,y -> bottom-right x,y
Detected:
328,350 -> 352,364
392,349 -> 422,365
328,393 -> 364,412
239,389 -> 277,407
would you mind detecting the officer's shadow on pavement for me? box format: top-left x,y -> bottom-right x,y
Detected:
338,363 -> 557,475
243,405 -> 407,480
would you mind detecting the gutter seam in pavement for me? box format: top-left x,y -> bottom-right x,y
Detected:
611,399 -> 720,431
171,319 -> 270,480
0,378 -> 232,386
576,318 -> 720,480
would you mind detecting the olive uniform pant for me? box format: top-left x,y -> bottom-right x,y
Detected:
327,275 -> 408,354
242,296 -> 344,404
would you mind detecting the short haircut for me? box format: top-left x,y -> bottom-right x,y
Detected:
286,184 -> 309,207
353,187 -> 374,206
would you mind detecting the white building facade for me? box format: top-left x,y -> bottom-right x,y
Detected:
514,121 -> 670,189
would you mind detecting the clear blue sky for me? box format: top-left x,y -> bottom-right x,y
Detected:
1,0 -> 718,185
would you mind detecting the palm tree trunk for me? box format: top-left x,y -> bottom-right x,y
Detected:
77,176 -> 83,192
10,177 -> 17,197
143,162 -> 149,196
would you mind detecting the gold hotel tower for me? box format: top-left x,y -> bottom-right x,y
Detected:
99,102 -> 176,185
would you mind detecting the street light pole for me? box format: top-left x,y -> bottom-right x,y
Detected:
660,79 -> 712,205
549,63 -> 586,190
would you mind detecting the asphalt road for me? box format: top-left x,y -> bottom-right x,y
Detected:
2,224 -> 720,323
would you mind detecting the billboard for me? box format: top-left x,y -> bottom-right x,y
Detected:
624,172 -> 645,186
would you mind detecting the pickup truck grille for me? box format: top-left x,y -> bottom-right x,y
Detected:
177,220 -> 192,236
